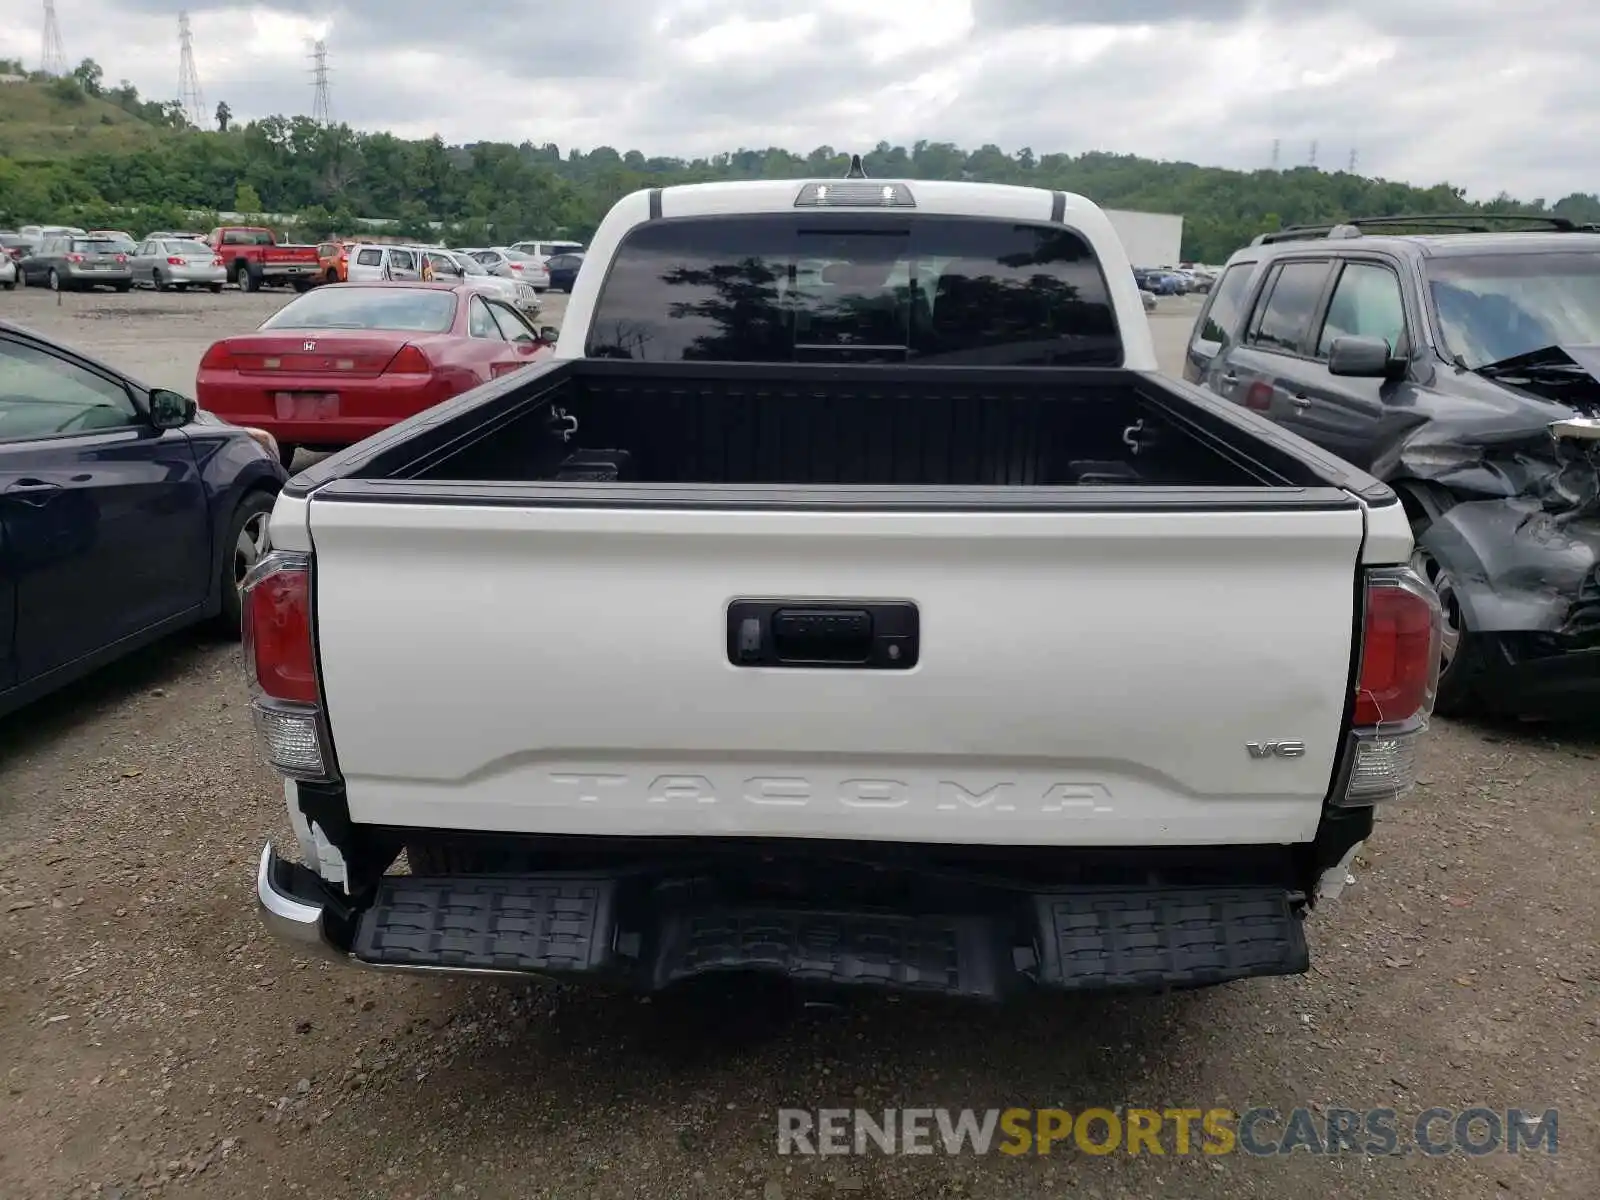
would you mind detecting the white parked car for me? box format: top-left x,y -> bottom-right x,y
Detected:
0,254 -> 15,289
250,175 -> 1440,1005
343,244 -> 427,283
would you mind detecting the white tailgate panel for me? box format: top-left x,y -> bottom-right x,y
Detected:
310,501 -> 1364,846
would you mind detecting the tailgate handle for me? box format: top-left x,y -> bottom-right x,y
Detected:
773,608 -> 873,662
727,600 -> 919,670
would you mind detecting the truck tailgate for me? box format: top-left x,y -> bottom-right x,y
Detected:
308,500 -> 1364,846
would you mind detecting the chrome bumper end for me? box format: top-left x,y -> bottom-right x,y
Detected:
256,842 -> 353,965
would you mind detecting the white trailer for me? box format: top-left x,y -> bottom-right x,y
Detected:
1103,208 -> 1184,268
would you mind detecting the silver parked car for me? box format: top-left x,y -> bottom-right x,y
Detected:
458,247 -> 551,291
129,238 -> 226,292
17,234 -> 134,292
424,249 -> 542,316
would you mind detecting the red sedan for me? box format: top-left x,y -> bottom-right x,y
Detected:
196,282 -> 553,467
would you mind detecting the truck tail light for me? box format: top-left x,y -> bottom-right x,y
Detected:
241,550 -> 337,781
383,344 -> 431,374
1335,565 -> 1443,806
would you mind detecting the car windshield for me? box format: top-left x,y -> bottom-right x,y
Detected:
585,212 -> 1122,365
260,287 -> 458,333
1427,251 -> 1600,370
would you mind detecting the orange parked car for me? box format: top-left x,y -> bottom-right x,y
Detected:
316,240 -> 356,284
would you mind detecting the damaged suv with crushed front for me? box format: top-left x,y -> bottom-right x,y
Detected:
1189,215 -> 1600,717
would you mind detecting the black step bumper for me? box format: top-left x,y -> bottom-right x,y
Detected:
256,842 -> 1309,1000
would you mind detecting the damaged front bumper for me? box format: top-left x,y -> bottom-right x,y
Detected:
1416,496 -> 1600,706
1403,417 -> 1600,710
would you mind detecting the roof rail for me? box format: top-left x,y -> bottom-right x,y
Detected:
1250,212 -> 1599,246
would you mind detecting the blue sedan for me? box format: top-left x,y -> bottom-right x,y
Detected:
545,251 -> 584,293
0,320 -> 288,718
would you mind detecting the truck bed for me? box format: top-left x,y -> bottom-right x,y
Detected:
289,359 -> 1381,503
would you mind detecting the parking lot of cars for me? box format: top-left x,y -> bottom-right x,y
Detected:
0,285 -> 1595,1200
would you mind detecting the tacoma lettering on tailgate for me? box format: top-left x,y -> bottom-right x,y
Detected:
545,774 -> 1114,815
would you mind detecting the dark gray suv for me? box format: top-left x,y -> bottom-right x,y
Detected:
1186,214 -> 1600,719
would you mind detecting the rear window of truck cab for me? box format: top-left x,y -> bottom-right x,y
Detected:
585,214 -> 1122,365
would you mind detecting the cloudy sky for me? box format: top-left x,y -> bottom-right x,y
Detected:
4,1 -> 1591,200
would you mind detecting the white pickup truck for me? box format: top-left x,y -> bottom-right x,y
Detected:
249,173 -> 1443,1000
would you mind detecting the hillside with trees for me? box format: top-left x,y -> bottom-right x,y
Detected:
2,68 -> 1597,261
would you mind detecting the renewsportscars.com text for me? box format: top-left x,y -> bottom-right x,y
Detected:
777,1107 -> 1558,1157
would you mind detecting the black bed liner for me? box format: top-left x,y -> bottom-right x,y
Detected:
284,359 -> 1398,513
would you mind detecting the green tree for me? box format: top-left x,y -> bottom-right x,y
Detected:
46,75 -> 85,104
6,80 -> 1589,263
71,58 -> 103,96
234,182 -> 263,215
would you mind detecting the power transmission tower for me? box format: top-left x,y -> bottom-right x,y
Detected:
1348,147 -> 1358,173
309,40 -> 331,125
1308,140 -> 1318,169
1270,139 -> 1280,170
40,0 -> 67,76
178,11 -> 206,127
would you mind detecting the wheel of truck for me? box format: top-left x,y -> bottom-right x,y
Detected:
243,265 -> 264,293
1408,521 -> 1487,717
293,278 -> 314,293
217,489 -> 277,636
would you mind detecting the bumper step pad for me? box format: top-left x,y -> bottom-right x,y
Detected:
352,876 -> 619,973
1031,886 -> 1308,991
349,875 -> 1306,996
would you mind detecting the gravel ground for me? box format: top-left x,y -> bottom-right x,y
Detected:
0,286 -> 1595,1200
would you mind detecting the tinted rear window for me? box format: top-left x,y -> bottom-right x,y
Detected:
260,288 -> 458,333
1247,260 -> 1331,352
70,238 -> 124,253
1193,262 -> 1255,346
585,214 -> 1121,364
